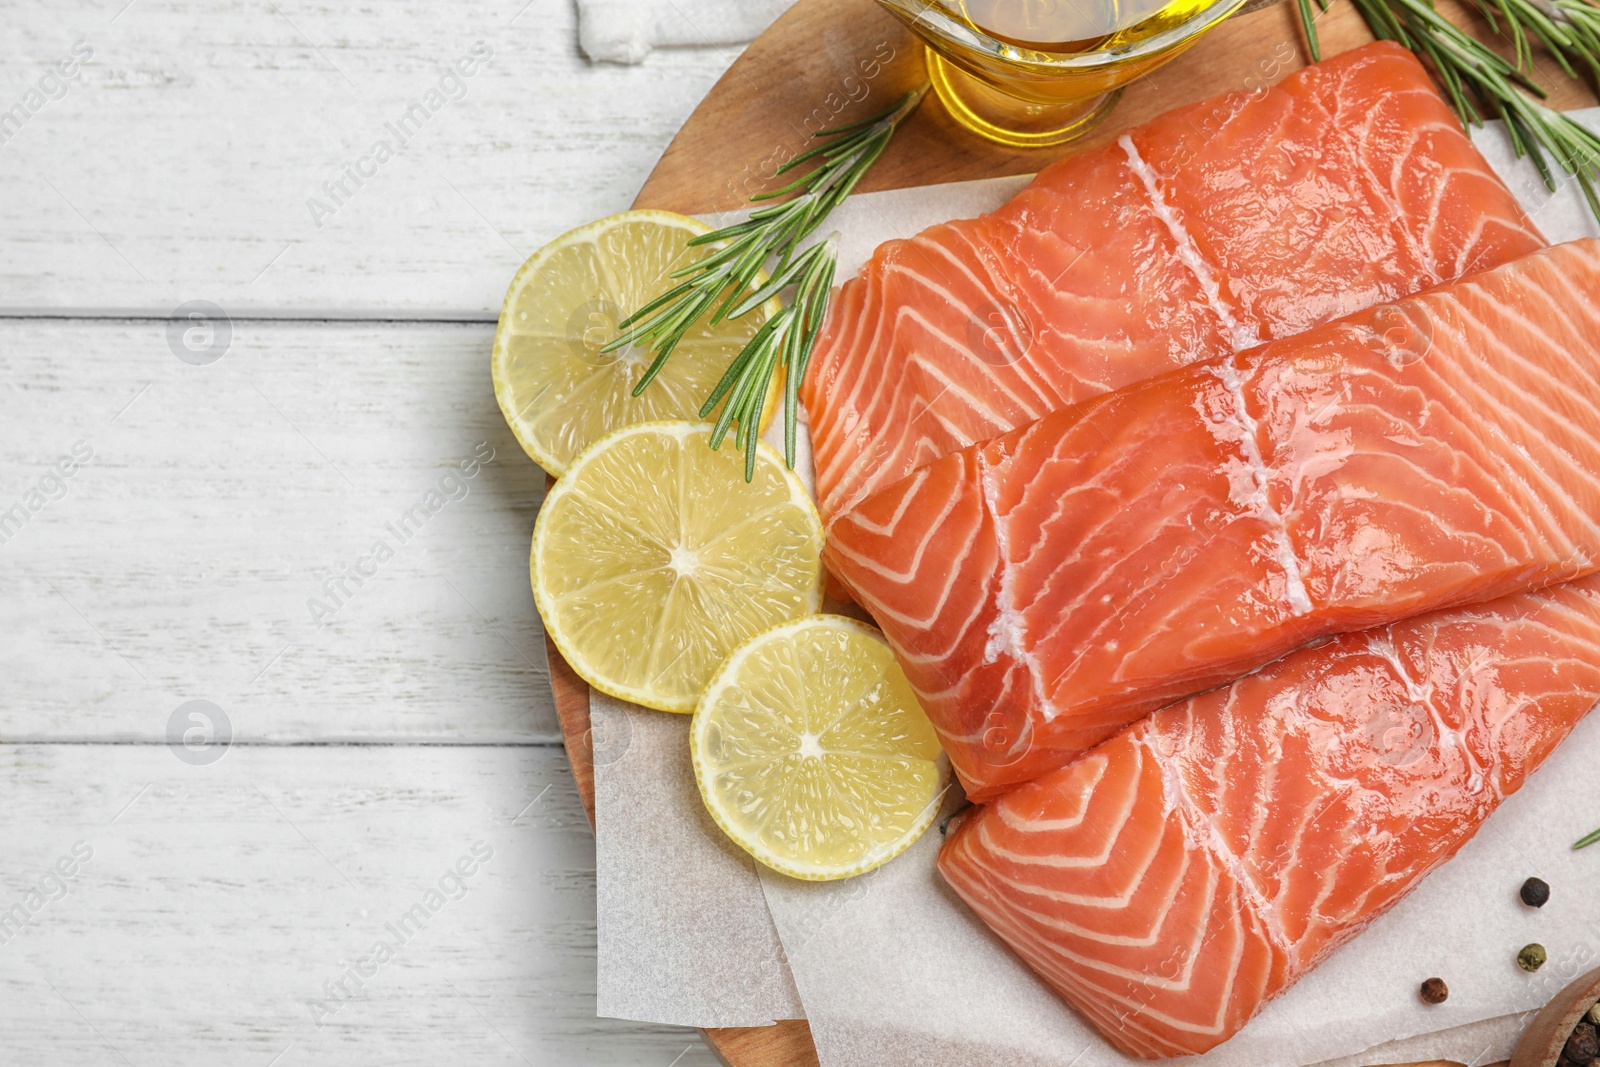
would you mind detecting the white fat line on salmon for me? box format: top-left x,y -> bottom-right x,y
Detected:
976,453 -> 1055,723
1363,631 -> 1493,795
1203,359 -> 1314,616
1151,737 -> 1296,963
1118,135 -> 1260,352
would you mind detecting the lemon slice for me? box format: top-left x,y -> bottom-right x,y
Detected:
691,615 -> 949,881
493,210 -> 779,476
532,421 -> 822,713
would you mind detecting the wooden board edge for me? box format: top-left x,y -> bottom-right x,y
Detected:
703,1020 -> 822,1067
544,474 -> 596,827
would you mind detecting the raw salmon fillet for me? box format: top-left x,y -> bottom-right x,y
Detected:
939,574 -> 1600,1056
827,240 -> 1600,799
802,41 -> 1545,523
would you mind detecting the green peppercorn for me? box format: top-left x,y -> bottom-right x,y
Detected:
1520,876 -> 1551,908
1517,943 -> 1547,972
1419,977 -> 1449,1004
1589,1000 -> 1600,1026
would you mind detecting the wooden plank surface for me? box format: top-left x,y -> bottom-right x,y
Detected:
0,0 -> 735,317
0,2 -> 746,1064
0,319 -> 555,743
0,742 -> 720,1066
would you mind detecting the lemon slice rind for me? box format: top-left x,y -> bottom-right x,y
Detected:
493,210 -> 781,477
532,420 -> 823,714
690,615 -> 949,881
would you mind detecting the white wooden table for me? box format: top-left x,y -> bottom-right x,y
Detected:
0,2 -> 742,1062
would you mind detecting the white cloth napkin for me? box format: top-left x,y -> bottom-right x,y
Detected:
576,0 -> 797,64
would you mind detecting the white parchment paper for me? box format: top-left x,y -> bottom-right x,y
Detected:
594,107 -> 1600,1059
1312,1014 -> 1523,1067
593,695 -> 804,1026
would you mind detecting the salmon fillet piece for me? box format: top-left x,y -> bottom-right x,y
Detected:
828,240 -> 1600,799
802,41 -> 1545,523
938,573 -> 1600,1056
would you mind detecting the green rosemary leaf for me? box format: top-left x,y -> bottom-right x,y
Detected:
613,277 -> 698,331
1419,32 -> 1478,119
752,168 -> 823,203
810,109 -> 904,138
1299,0 -> 1323,60
765,141 -> 845,183
727,241 -> 831,320
1571,152 -> 1600,216
701,321 -> 770,419
1472,0 -> 1506,48
1516,113 -> 1559,186
609,88 -> 925,478
1575,825 -> 1600,850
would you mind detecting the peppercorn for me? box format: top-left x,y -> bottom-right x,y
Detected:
1518,943 -> 1548,972
1589,1000 -> 1600,1027
1520,876 -> 1551,908
1566,1021 -> 1599,1065
1419,977 -> 1449,1004
939,801 -> 973,838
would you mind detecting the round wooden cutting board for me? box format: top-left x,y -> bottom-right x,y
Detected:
549,0 -> 1599,1062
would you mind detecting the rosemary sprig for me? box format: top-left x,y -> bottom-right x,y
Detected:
1298,0 -> 1600,219
1577,824 -> 1600,849
603,88 -> 927,479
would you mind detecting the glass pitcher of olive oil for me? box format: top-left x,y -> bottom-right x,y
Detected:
877,0 -> 1251,147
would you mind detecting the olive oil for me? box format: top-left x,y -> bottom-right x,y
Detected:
877,0 -> 1247,146
947,0 -> 1229,53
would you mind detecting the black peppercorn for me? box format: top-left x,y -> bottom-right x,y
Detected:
939,800 -> 973,838
1419,977 -> 1449,1004
1566,1021 -> 1599,1065
1520,876 -> 1551,908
